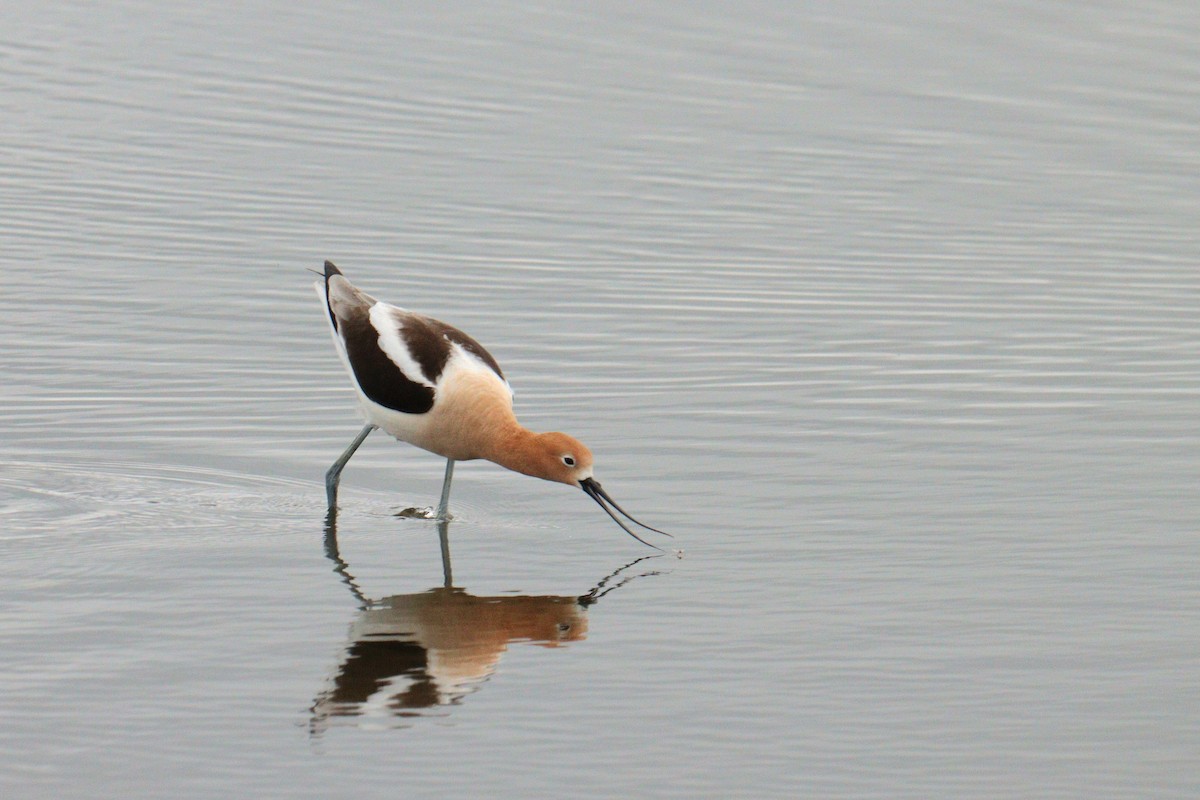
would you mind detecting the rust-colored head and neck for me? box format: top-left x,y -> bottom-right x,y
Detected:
482,425 -> 669,549
486,427 -> 595,486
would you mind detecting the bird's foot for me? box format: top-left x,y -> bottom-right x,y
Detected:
393,506 -> 452,521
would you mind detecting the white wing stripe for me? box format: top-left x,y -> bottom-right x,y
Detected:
370,303 -> 437,389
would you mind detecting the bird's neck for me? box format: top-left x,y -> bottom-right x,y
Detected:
483,424 -> 545,479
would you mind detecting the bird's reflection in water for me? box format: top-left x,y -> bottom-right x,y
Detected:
311,510 -> 663,732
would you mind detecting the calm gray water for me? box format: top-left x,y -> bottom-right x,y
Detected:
3,2 -> 1198,798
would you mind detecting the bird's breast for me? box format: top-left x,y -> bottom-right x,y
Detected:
409,363 -> 517,461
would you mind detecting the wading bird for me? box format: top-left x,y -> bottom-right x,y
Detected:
315,261 -> 669,548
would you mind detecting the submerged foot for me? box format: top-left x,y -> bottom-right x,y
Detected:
393,506 -> 452,521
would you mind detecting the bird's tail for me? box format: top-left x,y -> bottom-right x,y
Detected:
316,260 -> 344,330
315,260 -> 378,334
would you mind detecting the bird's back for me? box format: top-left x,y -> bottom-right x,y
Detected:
316,261 -> 515,458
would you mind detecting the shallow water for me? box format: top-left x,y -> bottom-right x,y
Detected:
3,3 -> 1199,798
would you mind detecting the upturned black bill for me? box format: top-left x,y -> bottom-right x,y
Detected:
580,477 -> 672,549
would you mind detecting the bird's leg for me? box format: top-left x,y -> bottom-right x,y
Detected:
435,458 -> 455,521
437,517 -> 453,587
325,424 -> 376,509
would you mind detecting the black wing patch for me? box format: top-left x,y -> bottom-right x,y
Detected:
399,315 -> 454,385
338,309 -> 436,414
422,317 -> 505,383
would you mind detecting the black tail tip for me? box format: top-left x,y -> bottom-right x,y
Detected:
324,260 -> 342,278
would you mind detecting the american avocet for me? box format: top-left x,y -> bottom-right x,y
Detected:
315,261 -> 669,548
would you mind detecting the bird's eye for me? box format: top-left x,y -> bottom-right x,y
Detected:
562,455 -> 576,467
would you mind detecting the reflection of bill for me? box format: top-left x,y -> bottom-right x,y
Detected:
310,516 -> 664,733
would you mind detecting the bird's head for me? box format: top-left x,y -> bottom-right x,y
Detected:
526,432 -> 671,549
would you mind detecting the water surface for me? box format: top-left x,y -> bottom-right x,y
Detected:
2,2 -> 1198,798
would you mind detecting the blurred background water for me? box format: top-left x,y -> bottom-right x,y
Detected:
2,2 -> 1198,798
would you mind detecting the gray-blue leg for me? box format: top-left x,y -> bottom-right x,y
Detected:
435,458 -> 455,521
325,424 -> 376,508
437,518 -> 453,587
